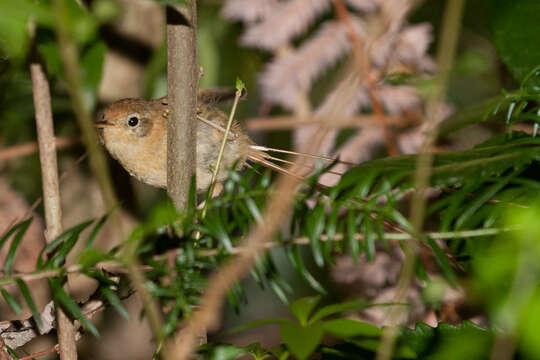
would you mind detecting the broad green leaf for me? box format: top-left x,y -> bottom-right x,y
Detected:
224,318 -> 288,336
63,0 -> 99,46
81,40 -> 107,108
488,0 -> 540,82
323,319 -> 381,338
289,296 -> 321,326
280,320 -> 324,360
310,300 -> 368,323
39,42 -> 64,79
91,0 -> 122,23
0,0 -> 54,58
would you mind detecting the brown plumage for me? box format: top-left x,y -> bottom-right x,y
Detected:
96,88 -> 350,192
96,90 -> 258,192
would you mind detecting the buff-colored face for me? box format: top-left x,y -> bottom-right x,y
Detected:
95,98 -> 169,188
95,95 -> 254,191
96,98 -> 168,143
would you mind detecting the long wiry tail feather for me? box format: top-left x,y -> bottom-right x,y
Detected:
246,145 -> 357,181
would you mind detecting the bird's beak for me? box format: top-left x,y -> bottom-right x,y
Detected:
95,121 -> 115,128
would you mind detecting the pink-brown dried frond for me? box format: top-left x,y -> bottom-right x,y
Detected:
368,0 -> 414,66
335,124 -> 384,164
260,20 -> 364,109
371,24 -> 434,71
377,85 -> 421,114
379,0 -> 413,29
394,23 -> 435,70
221,0 -> 280,23
240,0 -> 331,50
295,126 -> 338,155
344,0 -> 379,12
315,70 -> 371,118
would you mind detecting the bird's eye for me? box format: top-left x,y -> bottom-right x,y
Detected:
127,116 -> 139,127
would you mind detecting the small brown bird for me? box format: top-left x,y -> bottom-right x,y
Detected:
96,89 -> 297,192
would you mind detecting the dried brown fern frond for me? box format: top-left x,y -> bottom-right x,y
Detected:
239,0 -> 332,50
260,19 -> 364,109
221,0 -> 280,23
222,0 -> 437,162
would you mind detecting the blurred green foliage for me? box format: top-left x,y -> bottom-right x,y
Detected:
1,0 -> 540,359
488,0 -> 540,83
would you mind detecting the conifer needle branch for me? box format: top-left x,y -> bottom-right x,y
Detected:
376,1 -> 466,360
167,124 -> 331,360
0,226 -> 515,286
332,0 -> 399,156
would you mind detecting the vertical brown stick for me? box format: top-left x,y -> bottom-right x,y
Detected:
166,2 -> 199,210
31,60 -> 78,359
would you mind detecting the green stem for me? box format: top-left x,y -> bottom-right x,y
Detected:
196,89 -> 243,241
376,1 -> 467,360
52,0 -> 118,212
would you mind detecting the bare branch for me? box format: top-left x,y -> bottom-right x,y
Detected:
166,2 -> 199,209
0,138 -> 77,163
30,44 -> 77,360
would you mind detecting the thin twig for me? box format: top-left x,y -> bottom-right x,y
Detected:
246,115 -> 406,131
0,137 -> 77,163
332,0 -> 399,156
30,34 -> 78,359
202,88 -> 245,219
18,345 -> 60,360
0,226 -> 514,285
376,1 -> 466,359
198,227 -> 516,256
